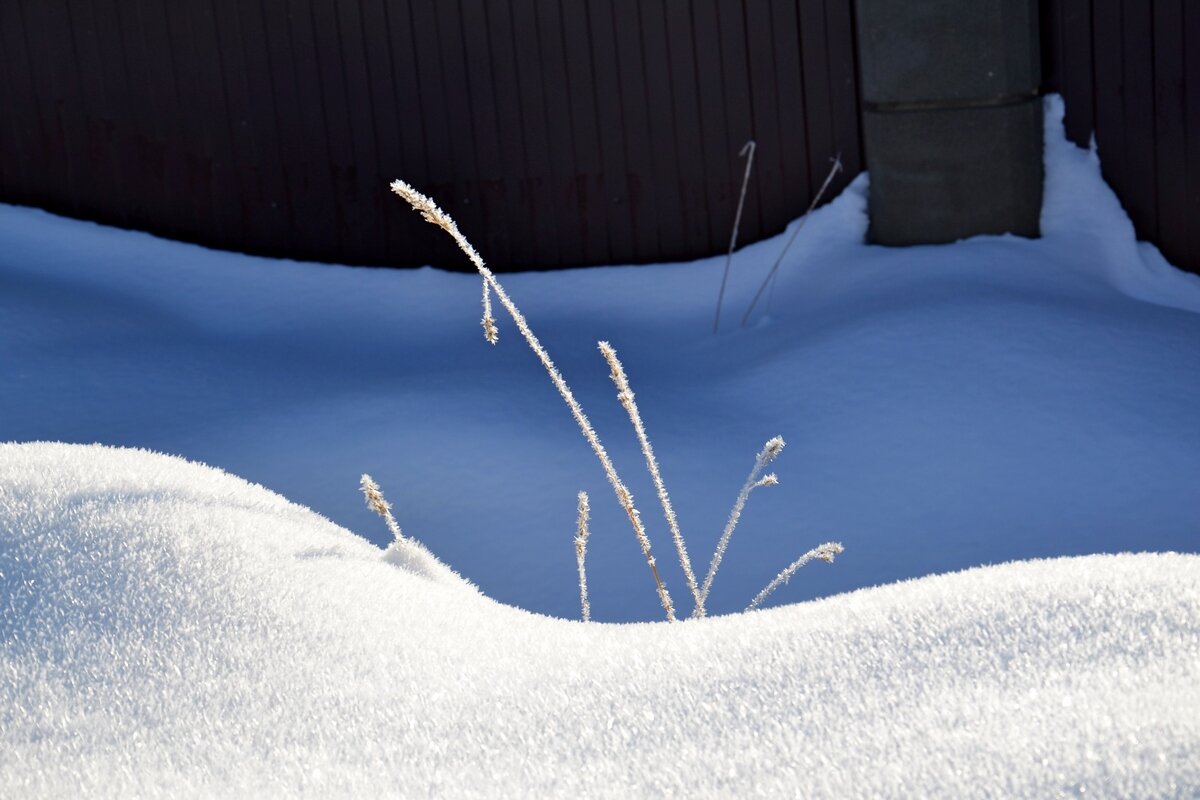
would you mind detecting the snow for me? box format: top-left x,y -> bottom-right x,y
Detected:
2,96 -> 1199,795
3,100 -> 1200,623
3,442 -> 1198,798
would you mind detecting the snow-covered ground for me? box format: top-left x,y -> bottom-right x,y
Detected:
1,442 -> 1196,797
2,97 -> 1199,795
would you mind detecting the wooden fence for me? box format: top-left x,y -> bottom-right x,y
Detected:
1,1 -> 1196,274
0,0 -> 861,271
1042,0 -> 1200,273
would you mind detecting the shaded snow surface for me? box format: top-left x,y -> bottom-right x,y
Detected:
3,99 -> 1199,624
1,95 -> 1200,796
2,442 -> 1198,798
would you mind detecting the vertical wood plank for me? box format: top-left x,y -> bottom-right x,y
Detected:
158,0 -> 219,243
255,0 -> 307,254
277,0 -> 341,262
115,1 -> 172,236
487,0 -> 538,267
205,0 -> 255,247
335,0 -> 388,263
62,0 -> 111,219
0,47 -> 10,198
459,0 -> 514,267
690,0 -> 731,256
797,0 -> 836,199
404,0 -> 483,263
0,22 -> 12,196
662,2 -> 712,259
742,0 -> 785,240
107,0 -> 151,229
437,0 -> 489,257
1184,3 -> 1200,267
1119,0 -> 1157,241
823,0 -> 863,187
231,0 -> 295,255
1059,0 -> 1096,147
20,0 -> 85,215
175,0 -> 246,246
1152,0 -> 1188,267
359,0 -> 407,264
308,0 -> 359,258
0,0 -> 44,204
1091,0 -> 1128,216
133,0 -> 199,241
382,0 -> 430,192
768,0 -> 813,230
558,0 -> 610,265
611,0 -> 664,264
531,0 -> 585,265
382,0 -> 460,268
586,0 -> 637,264
1040,0 -> 1065,95
633,1 -> 688,262
0,18 -> 17,198
100,2 -> 142,229
715,0 -> 760,243
509,0 -> 561,268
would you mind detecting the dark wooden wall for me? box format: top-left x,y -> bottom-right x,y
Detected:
1042,0 -> 1200,273
0,0 -> 861,271
4,1 -> 1196,274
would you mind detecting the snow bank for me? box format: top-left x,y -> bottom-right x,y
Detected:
2,442 -> 1197,798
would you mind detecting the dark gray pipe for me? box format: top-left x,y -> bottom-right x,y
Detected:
855,0 -> 1043,244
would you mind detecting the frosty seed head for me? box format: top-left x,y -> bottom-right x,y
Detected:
482,314 -> 499,345
816,542 -> 845,563
360,474 -> 390,516
360,473 -> 406,545
390,179 -> 453,234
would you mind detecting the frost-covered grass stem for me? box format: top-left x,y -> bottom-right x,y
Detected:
714,140 -> 756,334
746,542 -> 844,611
696,436 -> 785,614
600,341 -> 704,617
390,179 -> 676,621
575,491 -> 591,622
741,156 -> 842,327
482,279 -> 498,345
360,473 -> 405,544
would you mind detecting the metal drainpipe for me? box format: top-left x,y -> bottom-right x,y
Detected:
854,0 -> 1043,245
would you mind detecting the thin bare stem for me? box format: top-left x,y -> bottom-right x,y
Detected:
360,473 -> 405,545
696,436 -> 785,614
599,341 -> 704,617
746,542 -> 844,611
575,491 -> 591,622
741,155 -> 843,328
390,179 -> 676,621
714,140 -> 756,334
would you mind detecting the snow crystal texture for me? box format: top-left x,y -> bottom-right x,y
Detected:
2,443 -> 1197,798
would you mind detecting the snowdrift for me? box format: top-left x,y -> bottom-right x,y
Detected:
2,442 -> 1197,798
